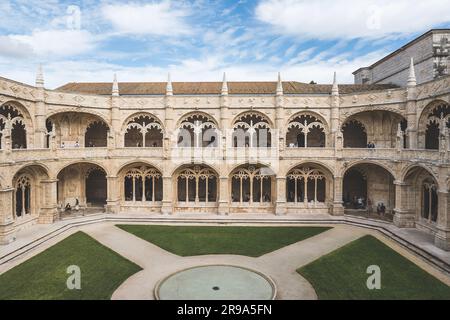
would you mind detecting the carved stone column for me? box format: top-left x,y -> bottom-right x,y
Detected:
0,188 -> 16,244
161,176 -> 173,215
393,181 -> 415,228
435,189 -> 450,251
106,176 -> 120,214
218,176 -> 229,215
38,179 -> 59,224
275,176 -> 286,215
331,176 -> 344,216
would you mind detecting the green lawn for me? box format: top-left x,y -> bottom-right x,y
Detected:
0,231 -> 142,300
117,225 -> 331,257
298,235 -> 450,300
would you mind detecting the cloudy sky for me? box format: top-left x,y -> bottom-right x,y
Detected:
1,0 -> 450,89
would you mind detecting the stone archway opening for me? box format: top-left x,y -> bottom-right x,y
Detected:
47,112 -> 110,148
402,166 -> 440,228
1,103 -> 28,149
286,114 -> 327,148
343,111 -> 407,148
174,164 -> 218,213
232,112 -> 272,148
343,163 -> 395,221
12,165 -> 49,223
118,162 -> 163,213
230,164 -> 274,213
124,115 -> 163,148
57,163 -> 107,215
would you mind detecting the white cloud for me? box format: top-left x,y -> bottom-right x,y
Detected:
102,1 -> 192,36
5,29 -> 96,58
256,0 -> 450,39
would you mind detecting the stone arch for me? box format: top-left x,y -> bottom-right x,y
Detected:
176,111 -> 219,128
57,162 -> 108,210
400,163 -> 438,184
232,111 -> 272,148
285,162 -> 333,208
173,164 -> 219,205
56,160 -> 110,178
122,112 -> 164,148
342,162 -> 396,217
118,161 -> 163,204
342,110 -> 406,148
402,165 -> 440,226
46,108 -> 110,126
0,101 -> 33,149
229,163 -> 275,207
286,112 -> 329,148
12,164 -> 49,219
175,112 -> 219,148
231,110 -> 274,128
417,99 -> 450,150
116,160 -> 164,178
46,111 -> 110,148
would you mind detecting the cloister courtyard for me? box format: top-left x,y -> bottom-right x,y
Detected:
0,214 -> 449,300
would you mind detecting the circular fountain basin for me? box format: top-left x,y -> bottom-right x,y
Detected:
155,265 -> 276,300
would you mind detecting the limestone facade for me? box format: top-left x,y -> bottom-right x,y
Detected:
0,63 -> 449,251
354,29 -> 450,86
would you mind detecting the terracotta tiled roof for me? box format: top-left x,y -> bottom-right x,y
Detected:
55,81 -> 398,95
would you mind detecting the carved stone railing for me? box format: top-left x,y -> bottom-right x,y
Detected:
0,146 -> 446,167
282,147 -> 335,159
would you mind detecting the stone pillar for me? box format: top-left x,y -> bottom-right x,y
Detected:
38,179 -> 59,223
406,92 -> 417,149
161,176 -> 173,215
111,96 -> 121,148
331,176 -> 344,216
435,189 -> 450,251
34,81 -> 47,149
106,176 -> 120,214
0,188 -> 16,244
218,176 -> 229,215
164,93 -> 174,160
275,176 -> 286,215
393,181 -> 415,228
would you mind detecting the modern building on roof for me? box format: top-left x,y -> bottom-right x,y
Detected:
353,29 -> 450,86
0,32 -> 449,255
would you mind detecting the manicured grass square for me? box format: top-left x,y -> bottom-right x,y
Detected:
298,235 -> 450,300
117,225 -> 331,257
0,231 -> 142,300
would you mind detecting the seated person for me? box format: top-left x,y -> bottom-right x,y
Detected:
64,203 -> 72,212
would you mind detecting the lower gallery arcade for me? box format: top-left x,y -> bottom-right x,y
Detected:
7,161 -> 441,225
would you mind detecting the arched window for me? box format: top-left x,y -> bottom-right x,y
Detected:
286,114 -> 326,148
231,166 -> 272,204
124,115 -> 163,148
342,120 -> 367,148
177,114 -> 218,148
422,180 -> 438,223
0,104 -> 27,149
85,121 -> 108,147
177,166 -> 217,203
286,167 -> 326,205
15,175 -> 31,218
232,113 -> 271,147
124,166 -> 163,202
425,103 -> 450,150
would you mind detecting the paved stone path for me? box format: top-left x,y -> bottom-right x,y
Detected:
1,219 -> 449,300
80,223 -> 368,300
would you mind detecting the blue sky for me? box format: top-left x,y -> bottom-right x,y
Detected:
0,0 -> 450,88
